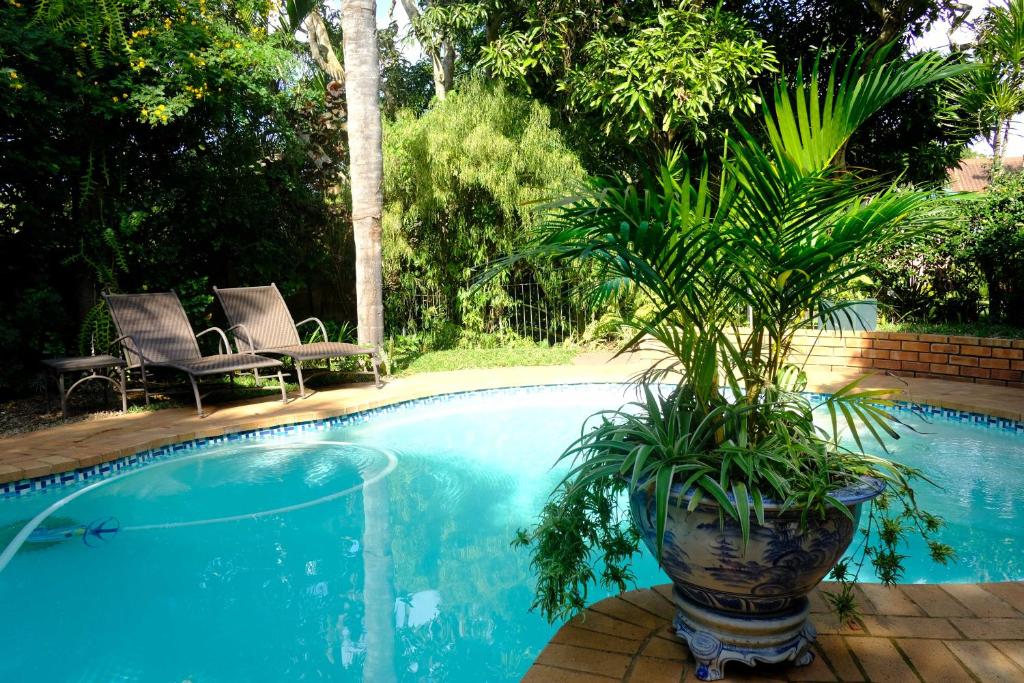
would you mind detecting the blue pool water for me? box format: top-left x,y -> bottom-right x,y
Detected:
1,384 -> 1023,682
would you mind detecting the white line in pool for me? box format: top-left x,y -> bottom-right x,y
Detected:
0,441 -> 397,573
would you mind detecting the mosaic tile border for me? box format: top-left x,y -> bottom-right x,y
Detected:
2,383 -> 1022,499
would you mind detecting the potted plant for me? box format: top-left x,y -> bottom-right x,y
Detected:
508,50 -> 963,681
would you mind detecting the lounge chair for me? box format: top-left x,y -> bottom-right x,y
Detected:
103,291 -> 288,417
213,283 -> 382,397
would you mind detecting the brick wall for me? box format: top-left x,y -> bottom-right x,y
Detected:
788,329 -> 1024,388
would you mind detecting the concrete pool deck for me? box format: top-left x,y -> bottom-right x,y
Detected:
2,353 -> 1024,682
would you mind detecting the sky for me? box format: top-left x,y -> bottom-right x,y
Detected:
373,0 -> 1020,157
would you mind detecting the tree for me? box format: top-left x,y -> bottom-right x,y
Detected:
395,1 -> 486,99
481,2 -> 776,169
342,0 -> 386,348
283,0 -> 386,347
722,0 -> 971,183
952,0 -> 1024,172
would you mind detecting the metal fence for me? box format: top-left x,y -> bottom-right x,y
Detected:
392,280 -> 594,342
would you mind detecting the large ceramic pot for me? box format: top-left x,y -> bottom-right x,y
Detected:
630,477 -> 884,681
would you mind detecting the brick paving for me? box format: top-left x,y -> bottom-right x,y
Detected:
525,583 -> 1024,682
2,356 -> 1024,682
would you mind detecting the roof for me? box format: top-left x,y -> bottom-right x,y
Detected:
947,156 -> 1024,192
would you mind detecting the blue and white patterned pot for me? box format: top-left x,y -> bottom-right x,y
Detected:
630,477 -> 884,680
630,477 -> 884,615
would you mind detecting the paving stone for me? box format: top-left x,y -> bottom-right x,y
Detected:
944,640 -> 1024,682
620,588 -> 678,621
900,585 -> 974,618
522,663 -> 618,682
855,585 -> 922,617
942,584 -> 1020,618
951,617 -> 1024,640
589,596 -> 665,629
551,625 -> 644,655
858,615 -> 959,639
993,640 -> 1024,671
640,635 -> 691,661
980,583 -> 1024,615
844,637 -> 918,683
626,655 -> 687,683
569,610 -> 651,641
814,636 -> 865,682
536,643 -> 633,679
895,639 -> 973,683
785,646 -> 837,681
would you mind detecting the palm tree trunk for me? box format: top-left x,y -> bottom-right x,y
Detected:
342,0 -> 386,348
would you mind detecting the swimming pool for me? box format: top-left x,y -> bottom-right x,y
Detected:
1,383 -> 1022,682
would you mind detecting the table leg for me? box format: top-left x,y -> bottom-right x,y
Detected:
58,372 -> 67,419
117,366 -> 127,413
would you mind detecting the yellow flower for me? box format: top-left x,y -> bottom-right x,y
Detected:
161,115 -> 168,123
112,96 -> 119,102
76,70 -> 83,78
8,71 -> 16,79
141,108 -> 148,115
80,41 -> 88,48
234,42 -> 241,49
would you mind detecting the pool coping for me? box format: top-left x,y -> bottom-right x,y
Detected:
2,362 -> 1024,492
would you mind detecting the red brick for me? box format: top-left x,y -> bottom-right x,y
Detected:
930,363 -> 960,375
900,341 -> 931,352
981,357 -> 1012,369
846,357 -> 873,368
977,378 -> 1009,387
1013,339 -> 1024,349
960,344 -> 992,357
844,337 -> 873,348
919,352 -> 949,363
931,343 -> 960,353
984,337 -> 1015,348
887,332 -> 919,341
980,583 -> 1024,614
992,369 -> 1024,382
950,355 -> 979,367
992,347 -> 1024,359
900,361 -> 931,372
891,351 -> 919,361
858,585 -> 923,617
860,615 -> 957,638
949,335 -> 981,345
960,366 -> 991,379
872,359 -> 901,370
917,333 -> 949,343
873,339 -> 901,350
863,349 -> 891,359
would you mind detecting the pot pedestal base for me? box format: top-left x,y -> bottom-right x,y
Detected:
672,588 -> 816,681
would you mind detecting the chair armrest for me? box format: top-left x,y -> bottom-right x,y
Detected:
109,334 -> 148,371
196,326 -> 232,355
295,317 -> 329,343
226,324 -> 257,355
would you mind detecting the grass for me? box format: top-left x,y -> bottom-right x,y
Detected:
398,346 -> 579,374
879,320 -> 1024,339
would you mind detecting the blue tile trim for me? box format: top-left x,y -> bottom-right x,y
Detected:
2,383 -> 1022,499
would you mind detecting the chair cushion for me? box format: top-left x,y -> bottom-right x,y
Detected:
263,342 -> 375,362
165,353 -> 283,376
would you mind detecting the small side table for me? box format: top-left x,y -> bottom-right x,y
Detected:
42,355 -> 128,418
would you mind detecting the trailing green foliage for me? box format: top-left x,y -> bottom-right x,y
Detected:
506,48 -> 963,624
382,79 -> 588,334
965,170 -> 1024,325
